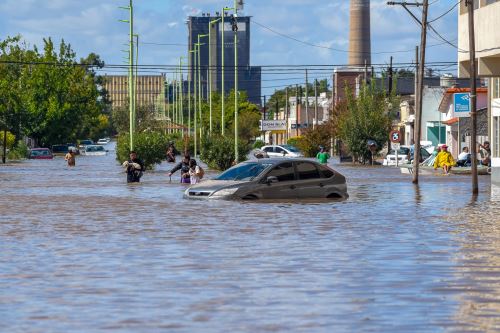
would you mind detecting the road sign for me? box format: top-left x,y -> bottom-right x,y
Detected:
453,93 -> 470,118
260,120 -> 286,131
391,142 -> 401,150
390,130 -> 401,143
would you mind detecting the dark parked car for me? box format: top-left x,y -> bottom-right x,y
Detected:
185,158 -> 348,200
51,144 -> 69,156
78,139 -> 94,150
29,148 -> 53,159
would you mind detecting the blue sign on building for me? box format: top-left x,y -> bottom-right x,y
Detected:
453,93 -> 470,118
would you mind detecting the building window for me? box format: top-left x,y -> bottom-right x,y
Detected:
494,116 -> 499,157
494,78 -> 500,99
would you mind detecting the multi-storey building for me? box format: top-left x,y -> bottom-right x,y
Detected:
103,74 -> 167,110
458,0 -> 500,185
187,14 -> 262,105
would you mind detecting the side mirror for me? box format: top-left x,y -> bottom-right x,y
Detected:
282,151 -> 287,156
266,176 -> 278,184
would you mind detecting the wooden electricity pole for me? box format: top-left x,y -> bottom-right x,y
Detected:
413,0 -> 428,184
388,0 -> 429,184
467,0 -> 479,194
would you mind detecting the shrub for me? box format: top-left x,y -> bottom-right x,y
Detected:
253,140 -> 265,149
116,131 -> 169,169
7,140 -> 29,160
201,135 -> 251,170
295,125 -> 332,157
287,136 -> 302,148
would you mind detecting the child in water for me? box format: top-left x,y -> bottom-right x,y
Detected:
188,159 -> 202,184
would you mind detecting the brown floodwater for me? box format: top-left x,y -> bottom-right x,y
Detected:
1,142 -> 499,333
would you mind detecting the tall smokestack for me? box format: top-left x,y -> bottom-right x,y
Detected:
348,0 -> 371,67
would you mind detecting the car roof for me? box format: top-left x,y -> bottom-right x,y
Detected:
31,148 -> 50,150
243,158 -> 319,165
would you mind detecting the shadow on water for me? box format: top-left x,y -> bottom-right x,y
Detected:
0,151 -> 499,333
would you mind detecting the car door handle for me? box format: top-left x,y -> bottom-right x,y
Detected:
290,185 -> 296,189
319,183 -> 324,187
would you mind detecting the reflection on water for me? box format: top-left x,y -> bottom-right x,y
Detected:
1,145 -> 499,332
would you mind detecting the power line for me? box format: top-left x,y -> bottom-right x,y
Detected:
252,19 -> 451,55
428,0 -> 461,23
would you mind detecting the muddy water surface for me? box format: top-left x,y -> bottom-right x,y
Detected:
1,143 -> 499,332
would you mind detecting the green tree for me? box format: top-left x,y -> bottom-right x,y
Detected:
338,82 -> 398,163
0,36 -> 110,147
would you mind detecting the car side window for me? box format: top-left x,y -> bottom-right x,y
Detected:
275,147 -> 284,153
296,162 -> 321,180
266,162 -> 295,182
263,147 -> 274,153
319,165 -> 334,178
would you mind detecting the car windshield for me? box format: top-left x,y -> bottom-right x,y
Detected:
31,150 -> 49,156
215,163 -> 272,181
388,147 -> 410,155
87,146 -> 104,152
282,145 -> 300,153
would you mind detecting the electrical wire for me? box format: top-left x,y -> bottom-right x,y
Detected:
428,0 -> 462,23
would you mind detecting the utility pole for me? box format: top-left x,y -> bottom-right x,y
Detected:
305,69 -> 309,129
413,0 -> 428,185
388,56 -> 393,95
467,0 -> 479,194
387,0 -> 428,184
285,87 -> 289,141
295,84 -> 299,137
314,79 -> 318,130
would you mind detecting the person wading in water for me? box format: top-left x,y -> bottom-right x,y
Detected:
65,149 -> 76,167
167,154 -> 191,184
122,151 -> 145,183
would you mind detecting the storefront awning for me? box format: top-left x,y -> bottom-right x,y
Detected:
442,117 -> 459,125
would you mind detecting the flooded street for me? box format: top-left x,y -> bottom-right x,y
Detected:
1,143 -> 500,333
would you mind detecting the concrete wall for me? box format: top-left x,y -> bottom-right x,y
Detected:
458,1 -> 500,77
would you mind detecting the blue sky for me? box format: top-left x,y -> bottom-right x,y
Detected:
0,0 -> 459,96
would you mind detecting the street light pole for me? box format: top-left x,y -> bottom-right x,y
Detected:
209,18 -> 221,135
197,35 -> 208,153
119,0 -> 134,150
188,49 -> 196,138
233,1 -> 239,163
193,43 -> 198,157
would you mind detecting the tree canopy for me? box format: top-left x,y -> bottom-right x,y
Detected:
0,36 -> 111,147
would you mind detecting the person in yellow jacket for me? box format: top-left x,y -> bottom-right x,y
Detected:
433,145 -> 455,174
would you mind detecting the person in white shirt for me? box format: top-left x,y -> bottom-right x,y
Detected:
188,159 -> 201,184
457,147 -> 470,167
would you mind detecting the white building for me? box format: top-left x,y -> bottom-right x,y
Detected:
458,0 -> 500,185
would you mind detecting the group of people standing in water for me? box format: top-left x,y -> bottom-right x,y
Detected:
123,143 -> 203,184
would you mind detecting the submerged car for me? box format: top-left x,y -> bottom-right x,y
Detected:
97,138 -> 110,145
260,145 -> 303,158
185,158 -> 347,200
51,144 -> 69,156
78,139 -> 94,150
29,148 -> 53,159
383,146 -> 431,166
81,145 -> 107,156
